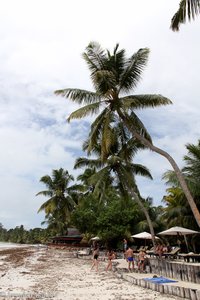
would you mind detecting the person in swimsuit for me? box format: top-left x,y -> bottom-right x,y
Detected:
138,249 -> 146,272
91,244 -> 99,271
125,247 -> 135,271
106,249 -> 115,271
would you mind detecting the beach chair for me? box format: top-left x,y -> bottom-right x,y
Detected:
77,248 -> 91,257
146,247 -> 155,256
162,247 -> 180,259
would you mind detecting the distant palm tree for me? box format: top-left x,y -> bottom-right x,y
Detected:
171,0 -> 200,31
55,42 -> 200,227
36,168 -> 76,234
162,167 -> 199,230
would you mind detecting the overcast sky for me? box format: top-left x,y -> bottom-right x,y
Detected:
0,0 -> 200,229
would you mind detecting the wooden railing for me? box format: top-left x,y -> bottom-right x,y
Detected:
150,258 -> 200,284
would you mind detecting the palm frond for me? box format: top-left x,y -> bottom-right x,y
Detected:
38,197 -> 56,213
124,111 -> 152,142
39,175 -> 53,189
35,190 -> 52,197
107,45 -> 126,83
83,108 -> 108,154
171,0 -> 200,31
101,114 -> 116,161
67,102 -> 102,122
118,137 -> 146,161
119,48 -> 150,93
183,140 -> 200,179
120,94 -> 172,110
55,88 -> 101,104
83,41 -> 107,74
74,157 -> 102,169
89,166 -> 113,198
129,163 -> 153,179
162,170 -> 181,187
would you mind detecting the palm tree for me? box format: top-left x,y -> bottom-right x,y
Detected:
171,0 -> 200,31
183,140 -> 200,195
162,186 -> 191,227
55,42 -> 200,227
36,168 -> 77,234
74,131 -> 157,246
162,168 -> 199,230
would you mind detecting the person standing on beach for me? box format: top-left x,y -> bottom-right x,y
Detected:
105,249 -> 115,271
91,243 -> 99,272
138,249 -> 146,272
125,246 -> 135,271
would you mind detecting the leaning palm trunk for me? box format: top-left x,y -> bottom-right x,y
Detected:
119,111 -> 200,228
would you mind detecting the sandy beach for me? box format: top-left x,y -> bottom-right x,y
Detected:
0,246 -> 181,300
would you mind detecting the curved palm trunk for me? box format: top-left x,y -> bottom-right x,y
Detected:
119,112 -> 200,228
128,188 -> 156,248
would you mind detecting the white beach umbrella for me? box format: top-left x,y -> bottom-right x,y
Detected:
131,231 -> 160,240
91,236 -> 101,241
158,226 -> 199,236
158,226 -> 199,252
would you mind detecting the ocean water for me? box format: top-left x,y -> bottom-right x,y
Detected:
0,242 -> 23,249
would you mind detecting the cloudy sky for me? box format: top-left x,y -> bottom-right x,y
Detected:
0,0 -> 200,229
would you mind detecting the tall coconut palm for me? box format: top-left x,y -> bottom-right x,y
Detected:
171,0 -> 200,31
55,42 -> 200,227
36,168 -> 77,234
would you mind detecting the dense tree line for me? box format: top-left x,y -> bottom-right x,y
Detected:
34,140 -> 200,250
0,223 -> 52,244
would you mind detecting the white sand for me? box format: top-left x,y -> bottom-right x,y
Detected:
0,247 -> 180,300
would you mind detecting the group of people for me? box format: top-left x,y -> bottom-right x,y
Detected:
155,243 -> 170,258
124,239 -> 145,272
124,242 -> 147,272
90,239 -> 151,273
90,243 -> 116,272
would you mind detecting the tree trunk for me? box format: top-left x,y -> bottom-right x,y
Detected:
119,112 -> 200,228
128,187 -> 156,248
116,168 -> 156,247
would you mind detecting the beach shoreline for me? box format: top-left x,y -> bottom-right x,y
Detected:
0,246 -> 180,300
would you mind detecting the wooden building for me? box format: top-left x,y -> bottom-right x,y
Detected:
49,228 -> 83,247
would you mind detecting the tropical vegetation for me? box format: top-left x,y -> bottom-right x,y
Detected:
55,42 -> 200,227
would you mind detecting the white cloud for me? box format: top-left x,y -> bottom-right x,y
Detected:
0,0 -> 200,229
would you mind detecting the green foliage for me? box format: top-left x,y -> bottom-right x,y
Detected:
0,224 -> 52,244
36,168 -> 78,235
171,0 -> 200,31
162,140 -> 200,232
71,190 -> 142,248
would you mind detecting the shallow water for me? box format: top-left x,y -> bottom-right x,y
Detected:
0,242 -> 24,249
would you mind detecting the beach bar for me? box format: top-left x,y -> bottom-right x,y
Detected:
49,228 -> 83,247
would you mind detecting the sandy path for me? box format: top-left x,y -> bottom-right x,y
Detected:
0,247 -> 180,300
